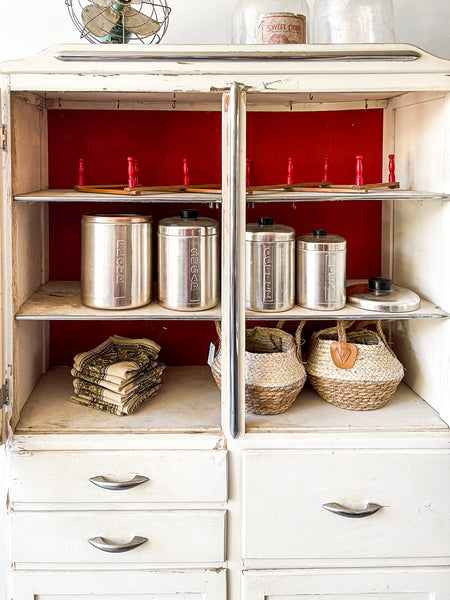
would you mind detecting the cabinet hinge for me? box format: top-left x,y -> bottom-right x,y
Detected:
1,124 -> 7,151
1,380 -> 9,407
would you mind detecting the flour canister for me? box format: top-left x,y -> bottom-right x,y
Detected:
296,229 -> 346,310
81,213 -> 152,309
246,217 -> 295,312
158,210 -> 219,311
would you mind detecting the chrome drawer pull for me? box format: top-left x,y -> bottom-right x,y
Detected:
88,536 -> 148,553
89,475 -> 149,490
322,502 -> 383,518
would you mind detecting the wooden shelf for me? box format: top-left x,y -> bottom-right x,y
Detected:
16,281 -> 447,321
16,366 -> 222,435
15,366 -> 447,436
14,189 -> 449,204
246,298 -> 448,321
14,189 -> 221,204
16,281 -> 221,321
246,382 -> 448,433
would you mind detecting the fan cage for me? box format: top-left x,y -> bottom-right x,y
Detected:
66,0 -> 171,44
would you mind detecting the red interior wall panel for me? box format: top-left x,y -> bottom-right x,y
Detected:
48,109 -> 383,366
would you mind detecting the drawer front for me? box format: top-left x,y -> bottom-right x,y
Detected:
11,450 -> 227,505
244,450 -> 450,561
242,567 -> 450,599
13,569 -> 227,600
11,510 -> 226,565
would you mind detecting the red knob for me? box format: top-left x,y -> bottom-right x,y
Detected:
127,156 -> 135,189
287,157 -> 294,185
323,156 -> 329,182
183,158 -> 189,186
355,155 -> 363,187
388,154 -> 395,183
77,158 -> 84,187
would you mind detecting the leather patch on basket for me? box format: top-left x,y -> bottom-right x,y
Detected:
330,342 -> 357,369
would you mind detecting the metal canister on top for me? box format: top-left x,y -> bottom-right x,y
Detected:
246,217 -> 295,312
81,213 -> 152,310
157,209 -> 219,311
296,228 -> 347,310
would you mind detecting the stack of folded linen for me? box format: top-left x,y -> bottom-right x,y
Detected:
70,335 -> 166,416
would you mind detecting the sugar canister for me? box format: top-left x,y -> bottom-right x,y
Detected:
158,210 -> 219,311
81,213 -> 152,310
246,217 -> 295,312
296,229 -> 346,310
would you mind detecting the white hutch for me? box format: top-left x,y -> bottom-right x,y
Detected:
0,44 -> 449,600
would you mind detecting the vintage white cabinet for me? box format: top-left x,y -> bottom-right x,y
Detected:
1,44 -> 450,600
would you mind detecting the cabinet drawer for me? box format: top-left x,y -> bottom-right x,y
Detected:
11,510 -> 226,565
10,450 -> 227,505
244,450 -> 450,561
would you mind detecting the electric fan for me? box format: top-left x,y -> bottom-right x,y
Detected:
66,0 -> 171,44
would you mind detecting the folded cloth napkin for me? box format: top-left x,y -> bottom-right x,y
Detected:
70,384 -> 161,416
70,335 -> 164,416
73,335 -> 161,382
72,364 -> 166,406
71,361 -> 164,394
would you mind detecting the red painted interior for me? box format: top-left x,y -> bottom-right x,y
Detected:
48,109 -> 383,366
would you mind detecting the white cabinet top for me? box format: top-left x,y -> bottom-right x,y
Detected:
1,44 -> 449,95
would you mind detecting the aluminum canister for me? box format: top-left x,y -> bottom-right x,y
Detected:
296,229 -> 346,310
158,210 -> 219,311
81,214 -> 152,309
246,217 -> 295,312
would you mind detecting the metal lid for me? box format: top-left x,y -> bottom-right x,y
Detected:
246,217 -> 296,242
347,278 -> 421,313
296,229 -> 346,251
158,210 -> 219,237
82,213 -> 152,224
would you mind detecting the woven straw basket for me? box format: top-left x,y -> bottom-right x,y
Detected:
306,320 -> 404,411
211,321 -> 306,415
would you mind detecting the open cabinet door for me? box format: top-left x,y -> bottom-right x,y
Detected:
0,81 -> 10,445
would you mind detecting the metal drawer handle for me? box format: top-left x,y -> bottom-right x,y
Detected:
88,536 -> 148,553
322,502 -> 383,518
89,475 -> 149,490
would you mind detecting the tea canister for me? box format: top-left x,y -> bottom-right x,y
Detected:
347,278 -> 421,313
246,217 -> 295,312
81,213 -> 152,310
232,0 -> 309,44
158,210 -> 219,311
296,229 -> 346,310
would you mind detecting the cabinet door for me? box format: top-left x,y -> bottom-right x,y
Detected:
242,568 -> 450,600
0,82 -> 7,443
13,569 -> 226,600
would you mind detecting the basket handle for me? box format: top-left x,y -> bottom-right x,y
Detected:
294,321 -> 306,360
303,320 -> 354,363
354,320 -> 398,358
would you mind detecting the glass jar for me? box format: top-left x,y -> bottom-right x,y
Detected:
313,0 -> 395,43
232,0 -> 310,44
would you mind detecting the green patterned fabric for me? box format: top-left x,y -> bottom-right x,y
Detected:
70,335 -> 164,416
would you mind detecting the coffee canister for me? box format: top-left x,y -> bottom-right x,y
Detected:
296,229 -> 346,310
81,214 -> 152,310
158,210 -> 219,311
246,217 -> 295,312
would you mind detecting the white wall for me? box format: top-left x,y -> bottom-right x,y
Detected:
0,0 -> 448,61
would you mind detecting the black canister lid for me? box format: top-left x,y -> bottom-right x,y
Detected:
180,209 -> 199,220
258,217 -> 274,226
368,277 -> 392,295
313,228 -> 328,237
